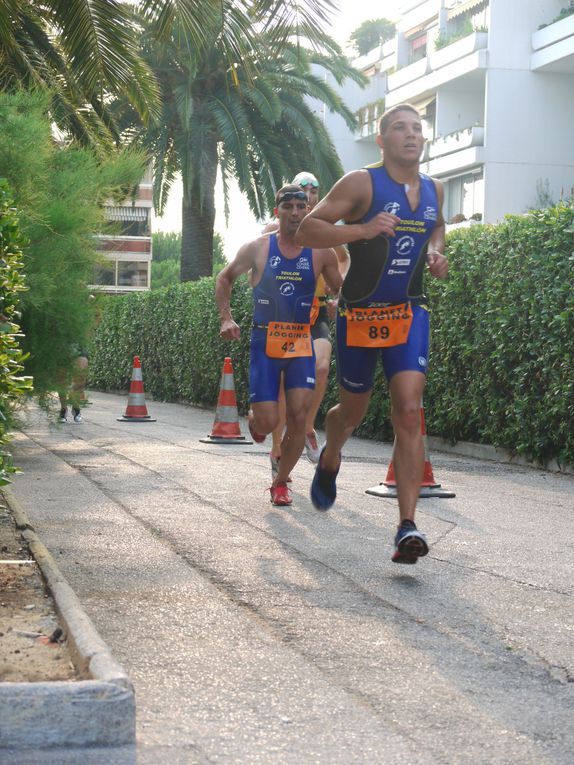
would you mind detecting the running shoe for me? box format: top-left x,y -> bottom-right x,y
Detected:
58,409 -> 68,424
310,448 -> 340,511
392,520 -> 429,564
248,410 -> 266,443
305,430 -> 322,464
73,408 -> 82,423
269,482 -> 292,506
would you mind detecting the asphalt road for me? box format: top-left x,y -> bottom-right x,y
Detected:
4,391 -> 573,764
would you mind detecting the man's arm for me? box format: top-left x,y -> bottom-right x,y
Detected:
215,241 -> 258,340
334,244 -> 349,278
427,181 -> 448,279
319,248 -> 343,299
295,170 -> 400,248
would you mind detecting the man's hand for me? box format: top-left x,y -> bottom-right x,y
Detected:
361,212 -> 400,240
220,318 -> 241,340
326,297 -> 338,321
427,251 -> 448,279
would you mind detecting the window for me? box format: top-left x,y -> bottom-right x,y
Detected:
118,261 -> 149,287
444,169 -> 484,222
408,34 -> 427,64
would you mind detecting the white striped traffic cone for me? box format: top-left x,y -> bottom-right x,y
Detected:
365,402 -> 455,499
117,356 -> 156,422
200,357 -> 252,444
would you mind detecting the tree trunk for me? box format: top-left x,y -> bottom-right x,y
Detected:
180,134 -> 218,282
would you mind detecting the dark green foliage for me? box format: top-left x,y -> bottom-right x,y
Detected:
426,203 -> 574,466
89,276 -> 253,413
0,181 -> 33,484
151,232 -> 227,288
0,91 -> 145,396
349,19 -> 396,56
90,202 -> 574,466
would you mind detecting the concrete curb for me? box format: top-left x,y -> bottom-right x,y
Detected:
427,436 -> 574,476
0,487 -> 135,750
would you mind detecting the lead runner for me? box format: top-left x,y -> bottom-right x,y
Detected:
216,185 -> 342,506
295,104 -> 448,563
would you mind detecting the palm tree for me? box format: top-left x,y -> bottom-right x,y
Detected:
135,9 -> 366,280
0,0 -> 339,147
0,1 -> 159,145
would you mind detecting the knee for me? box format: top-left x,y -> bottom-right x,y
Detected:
253,412 -> 278,435
285,407 -> 308,433
315,357 -> 330,385
330,402 -> 363,432
391,401 -> 420,434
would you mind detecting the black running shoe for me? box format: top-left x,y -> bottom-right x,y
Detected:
392,520 -> 429,564
310,448 -> 340,511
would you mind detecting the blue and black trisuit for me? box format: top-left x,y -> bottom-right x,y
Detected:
337,162 -> 440,393
250,234 -> 317,402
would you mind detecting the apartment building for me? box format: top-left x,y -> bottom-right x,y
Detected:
91,165 -> 153,293
322,0 -> 574,224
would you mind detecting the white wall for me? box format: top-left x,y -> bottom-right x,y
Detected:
316,67 -> 383,172
488,0 -> 564,69
436,86 -> 485,135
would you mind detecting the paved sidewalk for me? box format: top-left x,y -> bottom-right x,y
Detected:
2,391 -> 573,764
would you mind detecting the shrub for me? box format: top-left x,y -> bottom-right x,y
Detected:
90,202 -> 574,466
0,181 -> 33,484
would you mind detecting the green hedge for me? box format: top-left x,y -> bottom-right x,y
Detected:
90,202 -> 574,466
89,276 -> 253,412
425,203 -> 574,466
0,181 -> 33,485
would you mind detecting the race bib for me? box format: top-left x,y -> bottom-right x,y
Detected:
266,322 -> 312,358
346,303 -> 413,348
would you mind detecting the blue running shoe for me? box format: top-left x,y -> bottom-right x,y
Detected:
310,448 -> 340,511
392,520 -> 429,564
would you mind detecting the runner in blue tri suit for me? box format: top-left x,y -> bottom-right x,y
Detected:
296,104 -> 449,564
216,185 -> 342,507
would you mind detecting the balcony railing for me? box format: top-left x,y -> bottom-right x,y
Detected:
429,30 -> 488,71
531,12 -> 574,72
387,57 -> 429,91
428,126 -> 484,159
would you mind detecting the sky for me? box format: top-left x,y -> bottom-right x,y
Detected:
152,0 -> 384,257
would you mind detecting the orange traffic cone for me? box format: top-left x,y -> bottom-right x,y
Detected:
200,357 -> 252,444
117,356 -> 157,422
366,403 -> 455,499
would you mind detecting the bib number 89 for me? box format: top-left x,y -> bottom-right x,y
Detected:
368,325 -> 390,340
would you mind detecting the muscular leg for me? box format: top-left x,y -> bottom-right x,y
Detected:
321,386 -> 372,471
251,401 -> 280,436
275,387 -> 313,484
305,337 -> 331,436
270,376 -> 286,460
388,370 -> 426,523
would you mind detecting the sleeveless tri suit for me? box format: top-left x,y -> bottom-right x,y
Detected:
250,234 -> 317,403
337,163 -> 439,393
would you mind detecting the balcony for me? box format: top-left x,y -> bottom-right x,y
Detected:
428,125 -> 484,159
428,30 -> 488,71
386,31 -> 488,107
387,57 -> 429,92
531,13 -> 574,73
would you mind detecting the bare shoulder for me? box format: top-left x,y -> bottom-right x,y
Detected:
430,176 -> 444,199
226,234 -> 269,273
261,220 -> 278,235
311,169 -> 373,223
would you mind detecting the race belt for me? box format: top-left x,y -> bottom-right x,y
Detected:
346,302 -> 413,348
265,321 -> 312,358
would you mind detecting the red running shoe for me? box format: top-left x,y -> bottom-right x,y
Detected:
248,410 -> 266,443
269,482 -> 292,506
